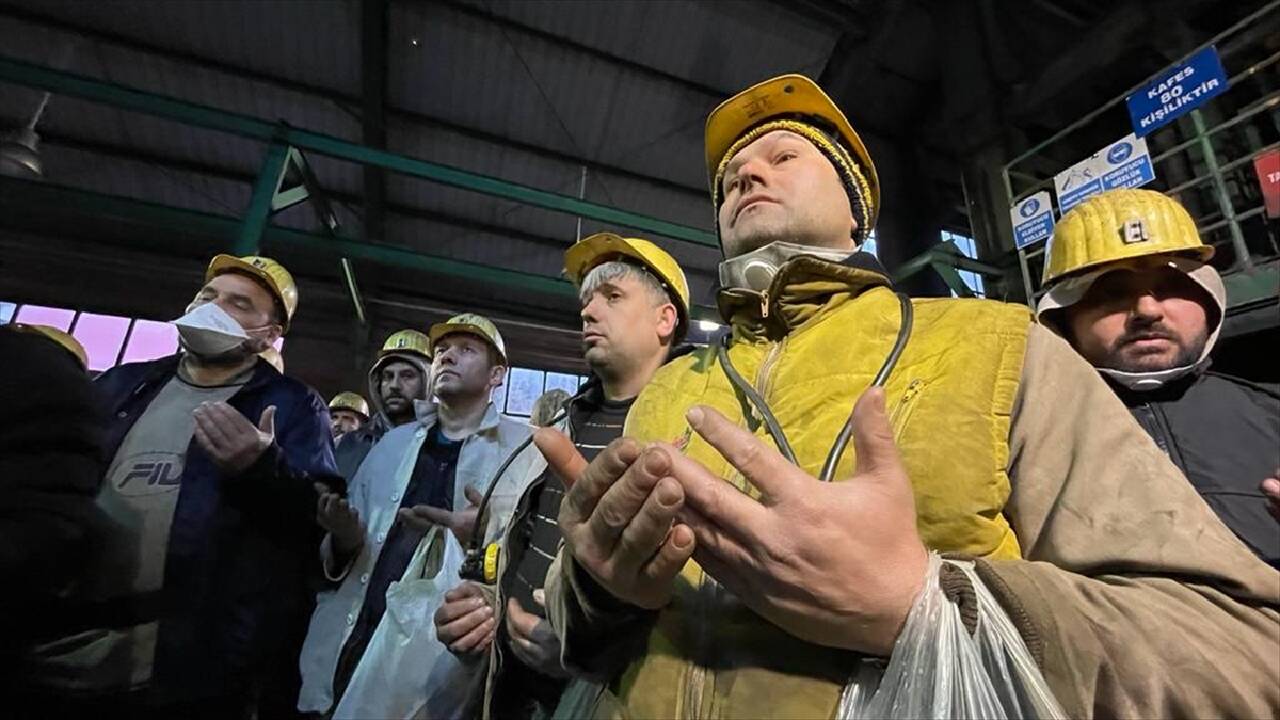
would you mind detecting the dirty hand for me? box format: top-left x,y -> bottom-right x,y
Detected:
505,590 -> 567,677
434,581 -> 495,656
668,387 -> 928,657
398,486 -> 484,543
313,482 -> 364,555
535,429 -> 695,610
193,402 -> 275,474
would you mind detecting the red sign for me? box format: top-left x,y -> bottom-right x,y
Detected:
1255,149 -> 1280,219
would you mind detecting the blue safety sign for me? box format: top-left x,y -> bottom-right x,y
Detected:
1010,191 -> 1055,250
1126,46 -> 1229,137
1054,134 -> 1156,214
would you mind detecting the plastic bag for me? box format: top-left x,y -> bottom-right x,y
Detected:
837,553 -> 1067,719
333,526 -> 483,720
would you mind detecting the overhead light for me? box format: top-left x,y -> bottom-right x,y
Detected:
697,320 -> 722,332
0,127 -> 42,178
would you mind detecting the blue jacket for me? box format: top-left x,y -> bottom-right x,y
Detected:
93,354 -> 341,705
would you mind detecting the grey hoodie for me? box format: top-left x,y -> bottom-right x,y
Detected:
333,352 -> 432,481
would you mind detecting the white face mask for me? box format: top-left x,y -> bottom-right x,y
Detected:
172,302 -> 252,358
718,240 -> 854,292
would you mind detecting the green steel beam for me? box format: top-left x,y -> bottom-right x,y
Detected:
0,176 -> 577,299
891,241 -> 1006,286
0,54 -> 718,247
0,176 -> 736,324
236,142 -> 291,255
929,262 -> 977,299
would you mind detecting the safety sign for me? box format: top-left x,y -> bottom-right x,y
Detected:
1053,133 -> 1155,214
1126,45 -> 1229,137
1010,191 -> 1055,250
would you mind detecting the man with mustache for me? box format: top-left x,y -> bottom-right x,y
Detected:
535,75 -> 1279,718
327,392 -> 369,441
331,330 -> 433,481
433,234 -> 690,720
299,314 -> 535,718
1037,188 -> 1280,565
21,254 -> 340,719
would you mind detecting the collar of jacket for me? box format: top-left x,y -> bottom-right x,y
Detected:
410,396 -> 503,434
133,353 -> 280,396
574,342 -> 697,407
716,251 -> 893,340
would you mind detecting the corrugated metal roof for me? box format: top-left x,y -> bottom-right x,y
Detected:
0,0 -> 835,334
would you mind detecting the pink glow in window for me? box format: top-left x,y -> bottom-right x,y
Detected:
121,320 -> 179,364
15,304 -> 76,331
73,313 -> 132,371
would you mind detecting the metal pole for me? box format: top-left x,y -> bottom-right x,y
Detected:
340,257 -> 367,325
235,142 -> 290,255
1191,109 -> 1252,269
1016,248 -> 1036,308
574,165 -> 588,242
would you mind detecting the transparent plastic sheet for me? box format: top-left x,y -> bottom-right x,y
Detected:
837,553 -> 1067,719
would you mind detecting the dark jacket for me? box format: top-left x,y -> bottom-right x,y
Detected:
333,413 -> 391,481
1113,368 -> 1280,567
0,327 -> 109,687
91,354 -> 341,706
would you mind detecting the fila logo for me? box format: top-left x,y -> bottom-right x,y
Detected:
119,461 -> 182,489
1121,219 -> 1150,244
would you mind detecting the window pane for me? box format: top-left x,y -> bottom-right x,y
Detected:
942,230 -> 985,297
505,368 -> 545,417
545,372 -> 580,396
0,302 -> 16,324
73,313 -> 132,371
15,304 -> 76,331
121,320 -> 179,363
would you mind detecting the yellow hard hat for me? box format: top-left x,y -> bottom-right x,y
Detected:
378,329 -> 432,361
259,346 -> 284,373
329,391 -> 370,419
705,74 -> 879,232
206,254 -> 299,332
429,313 -> 507,364
1043,189 -> 1214,287
13,323 -> 88,370
564,233 -> 691,335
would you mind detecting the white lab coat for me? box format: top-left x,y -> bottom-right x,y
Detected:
297,399 -> 536,716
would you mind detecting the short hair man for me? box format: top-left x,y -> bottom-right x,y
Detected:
434,234 -> 688,719
24,254 -> 340,717
1037,188 -> 1279,566
537,75 -> 1278,718
299,314 -> 536,719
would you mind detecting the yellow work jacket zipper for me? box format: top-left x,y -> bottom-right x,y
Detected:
685,313 -> 790,718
